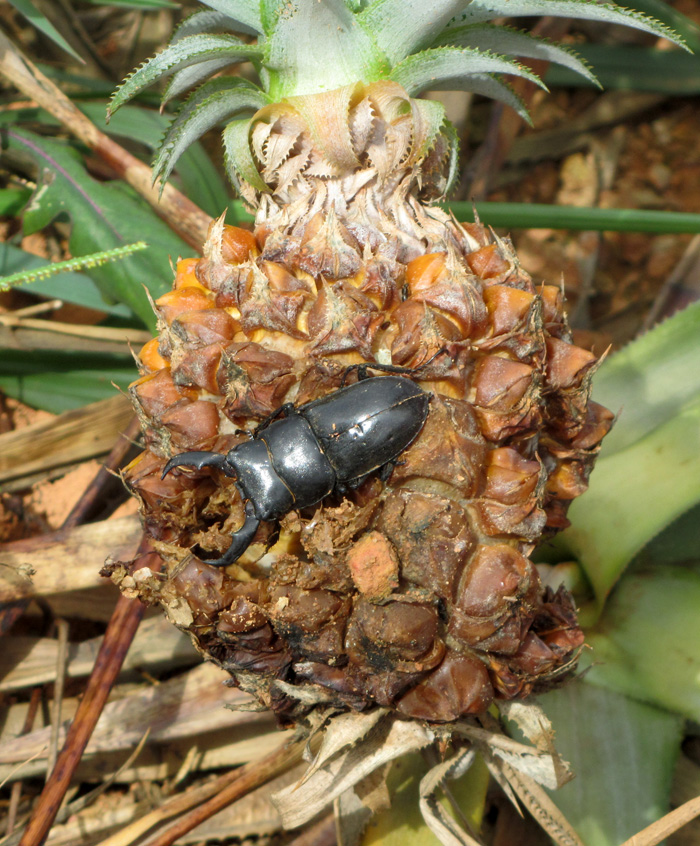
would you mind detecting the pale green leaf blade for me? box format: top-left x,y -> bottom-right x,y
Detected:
447,74 -> 531,122
585,568 -> 700,720
560,396 -> 700,603
432,24 -> 597,85
108,34 -> 262,117
358,0 -> 471,65
223,117 -> 269,193
198,0 -> 263,34
7,0 -> 82,61
451,0 -> 686,49
162,58 -> 247,106
389,47 -> 547,97
624,0 -> 700,52
592,301 -> 700,457
533,681 -> 683,846
154,78 -> 267,186
264,0 -> 386,98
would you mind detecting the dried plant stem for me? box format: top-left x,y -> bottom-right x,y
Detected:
5,689 -> 42,836
619,794 -> 700,846
0,31 -> 212,251
17,537 -> 155,846
96,735 -> 305,846
62,415 -> 141,529
45,620 -> 70,781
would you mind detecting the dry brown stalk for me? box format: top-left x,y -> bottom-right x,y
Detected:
94,735 -> 305,846
62,415 -> 141,529
619,794 -> 700,846
0,31 -> 212,251
45,620 -> 70,782
4,688 -> 42,837
17,536 -> 156,846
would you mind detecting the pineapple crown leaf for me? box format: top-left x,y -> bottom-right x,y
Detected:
172,9 -> 260,41
389,46 -> 549,98
409,97 -> 448,163
357,0 -> 472,65
223,117 -> 270,194
152,78 -> 269,192
458,73 -> 533,124
449,0 -> 688,51
196,0 -> 263,34
262,0 -> 388,99
107,34 -> 263,119
431,23 -> 599,87
441,119 -> 460,197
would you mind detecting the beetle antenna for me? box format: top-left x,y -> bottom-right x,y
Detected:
161,450 -> 235,479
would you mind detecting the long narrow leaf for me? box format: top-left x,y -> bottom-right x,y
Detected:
7,0 -> 82,60
108,34 -> 262,117
389,47 -> 547,97
432,24 -> 597,85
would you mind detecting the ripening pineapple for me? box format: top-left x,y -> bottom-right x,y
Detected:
104,0 -> 678,837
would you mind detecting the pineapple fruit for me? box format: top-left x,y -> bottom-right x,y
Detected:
103,0 -> 677,836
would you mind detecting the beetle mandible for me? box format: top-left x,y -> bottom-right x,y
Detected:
161,368 -> 430,567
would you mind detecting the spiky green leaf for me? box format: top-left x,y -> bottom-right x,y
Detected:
449,0 -> 686,49
7,0 -> 82,61
389,47 -> 547,97
197,0 -> 263,34
264,0 -> 386,98
432,24 -> 598,85
108,34 -> 262,117
172,8 -> 259,39
357,0 -> 471,65
154,78 -> 268,187
223,117 -> 269,193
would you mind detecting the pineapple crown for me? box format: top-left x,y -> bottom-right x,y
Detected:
108,0 -> 682,197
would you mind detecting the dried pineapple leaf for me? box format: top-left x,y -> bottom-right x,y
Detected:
490,758 -> 584,846
272,714 -> 435,829
358,0 -> 472,65
452,0 -> 686,49
286,85 -> 362,173
432,24 -> 598,85
153,78 -> 268,188
198,0 -> 263,34
107,34 -> 262,118
389,46 -> 547,97
419,749 -> 483,846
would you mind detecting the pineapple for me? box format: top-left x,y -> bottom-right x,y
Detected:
104,0 -> 678,838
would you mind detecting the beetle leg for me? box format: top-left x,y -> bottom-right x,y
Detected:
253,402 -> 296,436
161,450 -> 236,479
340,349 -> 449,386
201,501 -> 260,567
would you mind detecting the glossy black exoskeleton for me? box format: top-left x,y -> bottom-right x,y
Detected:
161,369 -> 430,567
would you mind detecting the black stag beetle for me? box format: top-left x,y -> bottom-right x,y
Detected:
161,356 -> 445,566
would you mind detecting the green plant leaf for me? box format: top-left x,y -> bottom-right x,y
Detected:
0,350 -> 134,413
592,302 -> 700,457
389,47 -> 547,97
546,45 -> 700,94
358,0 -> 471,65
431,24 -> 597,85
448,201 -> 700,233
223,118 -> 270,193
153,78 -> 268,188
198,0 -> 263,34
584,567 -> 700,721
108,34 -> 262,117
3,128 -> 190,328
559,396 -> 700,604
84,0 -> 178,7
0,188 -> 32,215
452,0 -> 685,49
7,0 -> 82,61
173,8 -> 259,39
532,681 -> 683,846
612,0 -> 700,53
